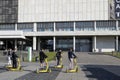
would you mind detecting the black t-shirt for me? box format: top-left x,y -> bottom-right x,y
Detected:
39,51 -> 47,60
56,51 -> 61,57
11,52 -> 18,60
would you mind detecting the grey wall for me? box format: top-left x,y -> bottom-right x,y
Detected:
0,0 -> 18,23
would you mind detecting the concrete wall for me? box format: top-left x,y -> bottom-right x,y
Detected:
18,0 -> 109,22
96,37 -> 115,52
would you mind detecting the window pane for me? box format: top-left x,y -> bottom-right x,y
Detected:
17,23 -> 33,32
56,22 -> 74,31
0,23 -> 15,30
96,21 -> 116,31
37,22 -> 54,32
76,21 -> 94,31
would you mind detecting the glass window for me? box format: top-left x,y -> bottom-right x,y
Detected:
76,21 -> 94,31
17,23 -> 33,32
96,20 -> 116,31
37,22 -> 54,32
56,22 -> 74,31
0,23 -> 15,30
56,38 -> 73,51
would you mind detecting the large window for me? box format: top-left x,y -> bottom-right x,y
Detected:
96,21 -> 116,31
0,24 -> 15,30
37,22 -> 54,32
56,22 -> 74,31
56,37 -> 73,51
17,23 -> 33,32
76,21 -> 94,31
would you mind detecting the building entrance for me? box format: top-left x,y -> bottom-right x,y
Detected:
76,38 -> 92,52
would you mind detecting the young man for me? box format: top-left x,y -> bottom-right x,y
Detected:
56,50 -> 62,65
39,49 -> 48,68
11,49 -> 18,68
7,49 -> 12,65
68,48 -> 77,69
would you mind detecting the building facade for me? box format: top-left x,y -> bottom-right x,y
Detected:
0,0 -> 120,52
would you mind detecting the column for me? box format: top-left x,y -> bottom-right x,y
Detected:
94,21 -> 96,31
93,36 -> 96,52
34,23 -> 37,32
33,36 -> 36,50
116,20 -> 119,31
54,22 -> 56,32
15,23 -> 17,31
73,36 -> 75,52
116,36 -> 118,51
73,22 -> 75,31
53,36 -> 56,51
38,37 -> 40,51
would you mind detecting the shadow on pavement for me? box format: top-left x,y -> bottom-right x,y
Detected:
82,65 -> 120,80
15,67 -> 61,80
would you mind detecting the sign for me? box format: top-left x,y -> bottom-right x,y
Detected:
115,0 -> 120,19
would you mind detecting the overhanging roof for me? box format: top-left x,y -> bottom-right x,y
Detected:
0,31 -> 26,39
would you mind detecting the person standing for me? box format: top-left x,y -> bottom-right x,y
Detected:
68,48 -> 77,69
56,50 -> 62,65
7,49 -> 12,65
11,49 -> 18,68
39,49 -> 48,68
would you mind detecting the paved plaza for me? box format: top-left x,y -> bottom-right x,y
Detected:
0,52 -> 120,80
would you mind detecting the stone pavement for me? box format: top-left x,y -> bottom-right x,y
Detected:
0,52 -> 120,80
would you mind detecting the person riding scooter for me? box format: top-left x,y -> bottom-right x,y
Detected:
68,48 -> 77,70
56,50 -> 62,66
39,49 -> 48,69
11,49 -> 18,68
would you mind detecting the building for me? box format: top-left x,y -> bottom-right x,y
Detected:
0,0 -> 120,52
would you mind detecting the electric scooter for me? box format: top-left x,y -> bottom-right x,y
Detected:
55,58 -> 63,68
6,58 -> 23,71
36,58 -> 51,73
66,58 -> 78,73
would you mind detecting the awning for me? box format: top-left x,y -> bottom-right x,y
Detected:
0,31 -> 26,39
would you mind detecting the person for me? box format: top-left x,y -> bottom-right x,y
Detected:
39,49 -> 48,68
7,49 -> 12,65
68,48 -> 77,69
11,49 -> 18,68
56,50 -> 62,65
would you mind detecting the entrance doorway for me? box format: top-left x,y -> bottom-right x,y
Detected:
76,38 -> 92,52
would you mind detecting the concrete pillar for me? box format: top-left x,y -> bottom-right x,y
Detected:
34,23 -> 37,32
73,36 -> 75,52
93,36 -> 96,52
54,22 -> 56,32
73,22 -> 75,31
94,21 -> 96,31
15,23 -> 17,31
116,20 -> 119,31
33,36 -> 36,50
116,36 -> 119,51
38,37 -> 40,51
53,36 -> 56,51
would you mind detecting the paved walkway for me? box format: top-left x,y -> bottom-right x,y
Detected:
0,53 -> 120,80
